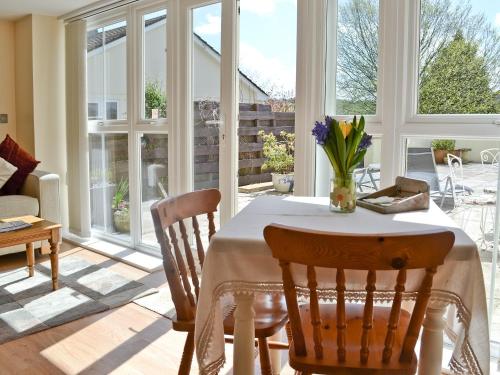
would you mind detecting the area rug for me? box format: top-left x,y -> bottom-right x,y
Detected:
133,286 -> 176,319
0,255 -> 157,344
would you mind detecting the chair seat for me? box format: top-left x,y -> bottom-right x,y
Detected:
289,303 -> 417,375
173,294 -> 288,338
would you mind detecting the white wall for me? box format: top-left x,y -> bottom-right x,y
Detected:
14,16 -> 34,154
0,21 -> 17,142
32,15 -> 68,229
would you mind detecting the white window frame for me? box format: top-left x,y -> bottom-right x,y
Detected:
135,2 -> 169,126
396,0 -> 500,177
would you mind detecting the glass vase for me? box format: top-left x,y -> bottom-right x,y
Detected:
330,173 -> 356,213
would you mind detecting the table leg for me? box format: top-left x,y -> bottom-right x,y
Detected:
48,233 -> 59,291
26,243 -> 34,277
418,302 -> 447,375
233,292 -> 255,375
270,329 -> 282,374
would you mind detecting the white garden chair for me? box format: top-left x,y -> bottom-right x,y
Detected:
480,148 -> 499,170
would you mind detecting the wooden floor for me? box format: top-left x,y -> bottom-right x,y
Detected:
0,243 -> 459,374
0,242 -> 294,375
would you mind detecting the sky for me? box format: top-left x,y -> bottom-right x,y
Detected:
191,0 -> 499,97
193,0 -> 297,95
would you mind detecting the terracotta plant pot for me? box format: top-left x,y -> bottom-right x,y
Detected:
433,149 -> 449,164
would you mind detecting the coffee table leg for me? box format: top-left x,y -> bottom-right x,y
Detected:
49,230 -> 60,291
26,243 -> 34,277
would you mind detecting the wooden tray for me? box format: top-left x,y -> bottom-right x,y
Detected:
357,176 -> 430,214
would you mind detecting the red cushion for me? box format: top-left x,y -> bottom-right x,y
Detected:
0,135 -> 40,195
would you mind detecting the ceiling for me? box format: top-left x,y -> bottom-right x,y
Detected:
0,0 -> 102,21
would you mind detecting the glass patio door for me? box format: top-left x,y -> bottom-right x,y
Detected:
183,0 -> 239,225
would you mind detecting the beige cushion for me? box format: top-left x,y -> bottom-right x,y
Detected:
0,157 -> 17,189
0,195 -> 39,220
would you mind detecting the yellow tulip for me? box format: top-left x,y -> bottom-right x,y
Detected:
339,120 -> 352,139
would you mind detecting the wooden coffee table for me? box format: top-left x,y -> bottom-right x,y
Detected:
0,219 -> 61,290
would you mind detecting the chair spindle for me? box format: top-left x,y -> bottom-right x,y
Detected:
307,265 -> 323,359
207,212 -> 216,241
192,216 -> 205,267
361,270 -> 376,363
157,229 -> 194,321
279,260 -> 307,356
400,267 -> 437,362
178,220 -> 201,299
336,268 -> 346,362
168,225 -> 196,307
383,269 -> 407,363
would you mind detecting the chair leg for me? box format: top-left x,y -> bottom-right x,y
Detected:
179,331 -> 195,375
258,337 -> 273,375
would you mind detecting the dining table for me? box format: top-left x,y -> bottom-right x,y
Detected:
194,195 -> 490,375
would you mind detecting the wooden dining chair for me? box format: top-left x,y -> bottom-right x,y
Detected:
264,224 -> 455,375
150,189 -> 289,375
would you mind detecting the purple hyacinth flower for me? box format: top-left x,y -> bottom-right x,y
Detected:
325,115 -> 334,128
357,133 -> 373,151
312,121 -> 329,145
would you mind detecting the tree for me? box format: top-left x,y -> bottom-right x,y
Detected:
337,0 -> 378,114
336,0 -> 500,113
145,81 -> 167,118
419,32 -> 496,114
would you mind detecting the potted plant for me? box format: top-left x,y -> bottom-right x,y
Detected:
259,130 -> 295,193
112,177 -> 130,233
312,116 -> 372,213
431,139 -> 456,164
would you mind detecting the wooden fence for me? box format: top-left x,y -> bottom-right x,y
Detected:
194,103 -> 295,189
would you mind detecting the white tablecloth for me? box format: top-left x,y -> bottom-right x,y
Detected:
194,196 -> 489,375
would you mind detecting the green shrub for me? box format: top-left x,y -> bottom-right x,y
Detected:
258,130 -> 295,174
145,81 -> 167,119
431,139 -> 455,151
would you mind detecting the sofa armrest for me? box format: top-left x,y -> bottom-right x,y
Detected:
19,170 -> 61,224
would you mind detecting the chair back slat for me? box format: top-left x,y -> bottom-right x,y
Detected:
383,269 -> 406,363
178,219 -> 201,299
152,221 -> 194,321
360,270 -> 376,363
207,212 -> 216,241
279,260 -> 307,356
399,267 -> 436,362
168,225 -> 196,308
264,224 -> 454,367
306,265 -> 323,359
192,216 -> 205,267
336,268 -> 346,362
150,189 -> 221,322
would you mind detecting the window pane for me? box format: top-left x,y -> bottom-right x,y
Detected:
143,9 -> 167,119
87,20 -> 128,121
192,3 -> 221,245
140,134 -> 168,247
327,0 -> 379,115
404,138 -> 500,348
237,0 -> 297,211
417,0 -> 500,114
89,134 -> 130,239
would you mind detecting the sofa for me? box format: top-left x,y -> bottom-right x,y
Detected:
0,170 -> 60,255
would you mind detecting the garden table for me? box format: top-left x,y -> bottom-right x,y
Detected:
195,196 -> 489,375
